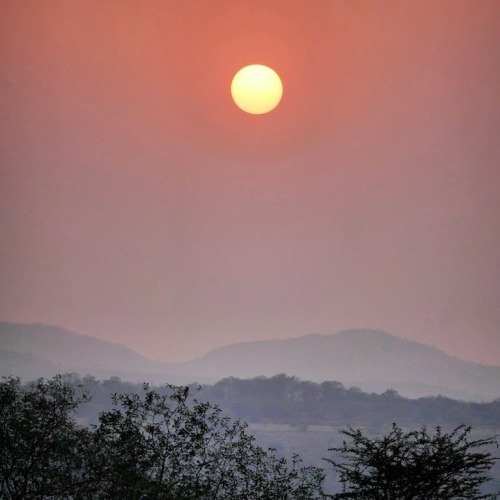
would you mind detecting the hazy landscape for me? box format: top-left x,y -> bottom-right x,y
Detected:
2,321 -> 499,402
2,1 -> 499,497
1,320 -> 499,496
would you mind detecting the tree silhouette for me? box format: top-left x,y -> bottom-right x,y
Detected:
0,376 -> 95,499
0,376 -> 324,499
325,423 -> 498,499
92,383 -> 324,499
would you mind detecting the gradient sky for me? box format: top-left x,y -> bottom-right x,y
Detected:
1,0 -> 499,364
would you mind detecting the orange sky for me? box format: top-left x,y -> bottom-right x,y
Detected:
1,0 -> 499,364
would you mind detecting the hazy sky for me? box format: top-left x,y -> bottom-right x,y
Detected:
1,1 -> 499,364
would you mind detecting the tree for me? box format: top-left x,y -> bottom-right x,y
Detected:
0,377 -> 324,499
325,423 -> 498,499
92,383 -> 324,499
0,376 -> 95,499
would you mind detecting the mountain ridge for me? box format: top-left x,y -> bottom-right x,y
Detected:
1,321 -> 498,401
0,322 -> 188,385
176,328 -> 500,401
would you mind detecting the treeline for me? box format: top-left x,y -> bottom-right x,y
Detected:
67,373 -> 500,430
0,376 -> 323,499
202,374 -> 500,428
1,375 -> 498,499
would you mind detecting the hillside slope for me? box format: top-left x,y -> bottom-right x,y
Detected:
177,329 -> 500,401
0,322 -> 186,384
1,323 -> 498,401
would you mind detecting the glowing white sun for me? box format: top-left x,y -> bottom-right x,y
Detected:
231,64 -> 283,114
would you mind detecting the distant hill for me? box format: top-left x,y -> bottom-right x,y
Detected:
1,322 -> 499,401
176,329 -> 500,401
0,322 -> 186,384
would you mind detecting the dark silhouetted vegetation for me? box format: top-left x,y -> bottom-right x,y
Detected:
0,376 -> 323,499
325,424 -> 498,499
62,373 -> 500,431
1,375 -> 498,498
201,374 -> 500,429
0,376 -> 95,499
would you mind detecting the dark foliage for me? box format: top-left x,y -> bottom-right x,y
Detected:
57,373 -> 500,431
0,376 -> 324,499
325,423 -> 499,499
201,375 -> 500,428
1,375 -> 498,499
0,376 -> 95,499
91,383 -> 324,499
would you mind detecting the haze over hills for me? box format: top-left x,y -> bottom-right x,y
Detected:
1,321 -> 499,401
177,330 -> 500,401
0,322 -> 186,384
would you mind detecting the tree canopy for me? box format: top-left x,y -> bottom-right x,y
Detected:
0,376 -> 323,499
325,423 -> 498,499
1,376 -> 498,499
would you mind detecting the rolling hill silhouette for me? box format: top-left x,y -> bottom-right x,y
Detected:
0,322 -> 184,384
176,329 -> 500,400
1,322 -> 498,401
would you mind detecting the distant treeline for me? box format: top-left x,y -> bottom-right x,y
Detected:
62,373 -> 500,430
201,374 -> 500,429
3,374 -> 499,498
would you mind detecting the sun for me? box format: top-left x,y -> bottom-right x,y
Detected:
231,65 -> 283,115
